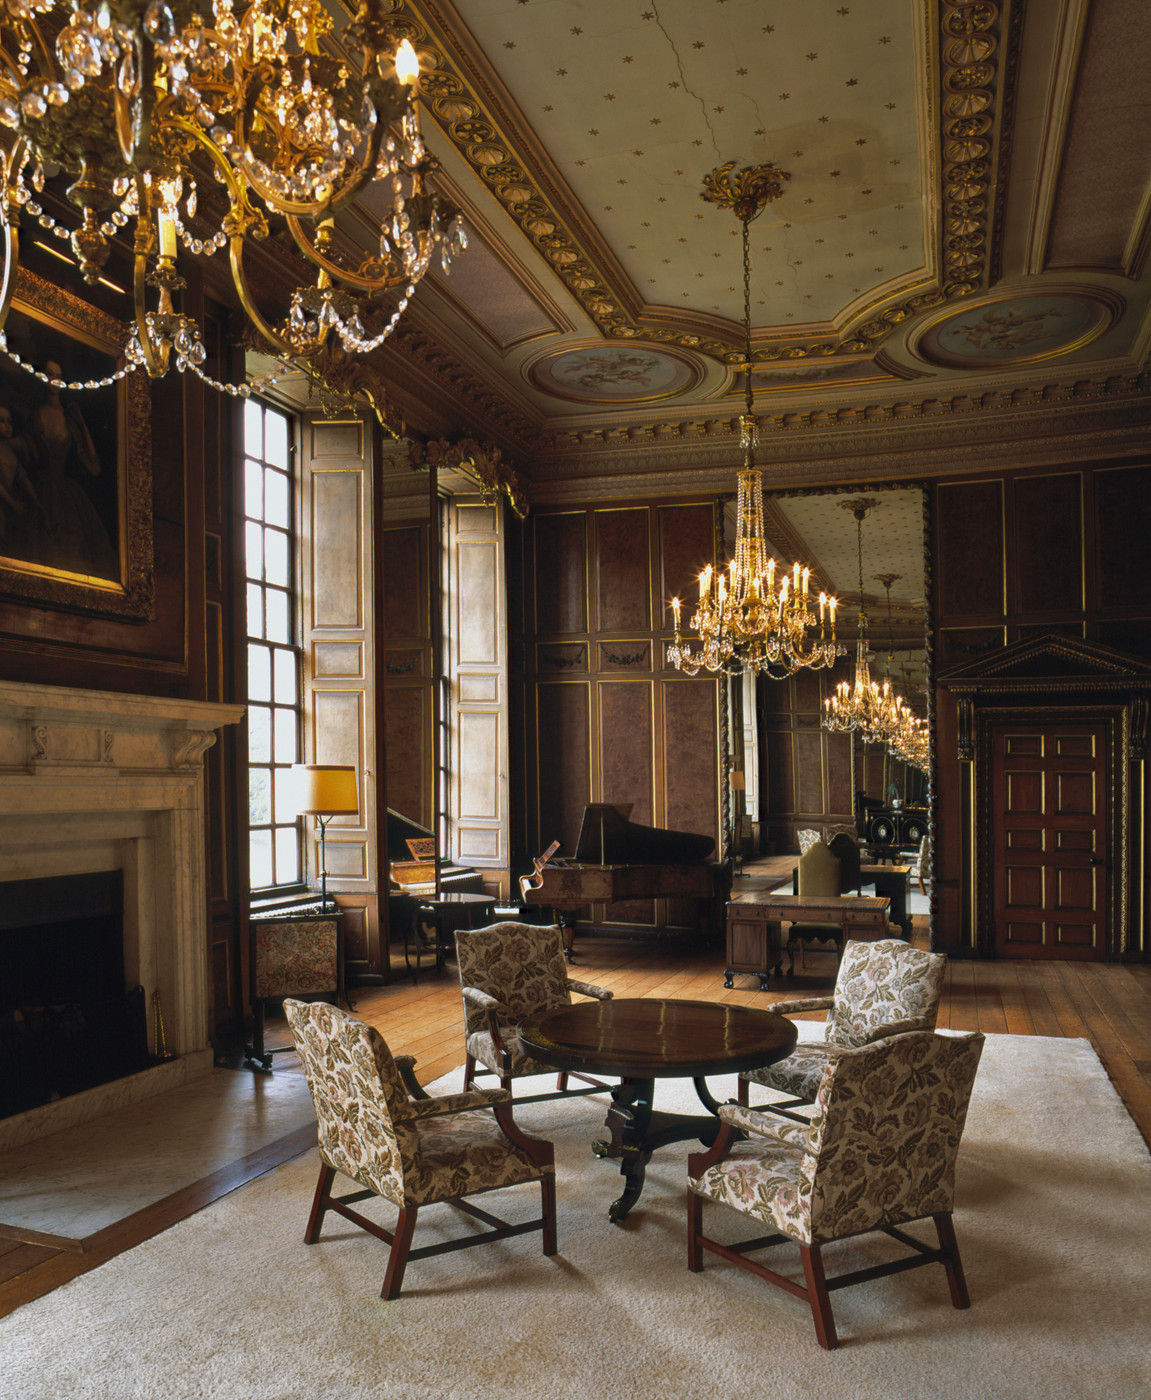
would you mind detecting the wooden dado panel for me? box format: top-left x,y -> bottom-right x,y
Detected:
1014,474 -> 1083,616
384,686 -> 430,828
595,509 -> 651,633
599,680 -> 654,826
936,480 -> 1004,621
381,524 -> 427,642
658,504 -> 716,630
662,680 -> 718,845
536,681 -> 591,855
535,513 -> 588,636
1094,464 -> 1151,610
311,470 -> 364,630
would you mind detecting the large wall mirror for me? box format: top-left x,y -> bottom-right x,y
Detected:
741,483 -> 931,924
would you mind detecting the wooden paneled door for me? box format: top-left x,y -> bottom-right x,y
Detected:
991,723 -> 1107,960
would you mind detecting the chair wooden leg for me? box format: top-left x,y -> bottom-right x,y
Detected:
557,1071 -> 569,1091
463,1053 -> 477,1092
381,1205 -> 418,1300
541,1175 -> 558,1256
304,1163 -> 336,1244
736,1075 -> 750,1107
799,1244 -> 838,1350
687,1190 -> 704,1272
934,1212 -> 970,1309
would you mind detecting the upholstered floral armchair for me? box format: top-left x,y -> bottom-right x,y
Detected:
689,1028 -> 985,1349
454,921 -> 614,1104
284,998 -> 556,1300
738,937 -> 947,1111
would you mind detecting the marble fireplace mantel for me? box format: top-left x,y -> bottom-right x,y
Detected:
0,680 -> 245,1150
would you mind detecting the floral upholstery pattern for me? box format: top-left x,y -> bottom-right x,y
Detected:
454,922 -> 612,1083
797,828 -> 822,855
691,1029 -> 984,1245
742,938 -> 946,1099
252,916 -> 338,998
284,999 -> 553,1208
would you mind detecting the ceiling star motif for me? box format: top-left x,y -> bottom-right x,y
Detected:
399,0 -> 1012,365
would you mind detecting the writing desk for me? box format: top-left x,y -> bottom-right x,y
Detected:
724,891 -> 890,988
519,998 -> 795,1223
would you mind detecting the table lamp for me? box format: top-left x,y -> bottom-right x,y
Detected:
293,764 -> 359,911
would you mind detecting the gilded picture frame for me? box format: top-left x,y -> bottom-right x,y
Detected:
0,268 -> 154,621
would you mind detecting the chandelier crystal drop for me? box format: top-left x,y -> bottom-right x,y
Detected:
667,161 -> 841,679
0,0 -> 466,394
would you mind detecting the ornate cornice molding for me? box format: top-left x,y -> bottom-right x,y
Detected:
398,0 -> 1012,368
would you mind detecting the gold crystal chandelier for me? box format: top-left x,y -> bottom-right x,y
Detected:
0,0 -> 465,398
823,501 -> 902,741
667,162 -> 840,679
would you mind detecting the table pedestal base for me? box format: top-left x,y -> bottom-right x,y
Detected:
592,1077 -> 723,1222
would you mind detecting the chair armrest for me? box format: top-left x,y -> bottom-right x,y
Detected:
769,995 -> 834,1017
406,1087 -> 511,1120
858,1017 -> 933,1044
394,1054 -> 431,1101
718,1102 -> 815,1151
461,985 -> 503,1012
567,979 -> 613,1001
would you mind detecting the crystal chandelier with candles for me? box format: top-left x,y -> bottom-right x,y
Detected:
667,162 -> 840,679
0,0 -> 466,398
822,500 -> 901,741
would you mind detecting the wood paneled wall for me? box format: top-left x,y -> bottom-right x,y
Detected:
932,460 -> 1151,960
519,499 -> 723,936
299,414 -> 381,982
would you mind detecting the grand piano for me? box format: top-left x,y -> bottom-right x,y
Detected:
521,803 -> 729,956
386,809 -> 487,975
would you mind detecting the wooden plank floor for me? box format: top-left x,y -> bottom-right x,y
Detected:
3,925 -> 1149,1317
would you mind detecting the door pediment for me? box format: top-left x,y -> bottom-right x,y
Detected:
938,633 -> 1151,695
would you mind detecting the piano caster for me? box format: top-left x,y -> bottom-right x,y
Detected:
723,970 -> 735,989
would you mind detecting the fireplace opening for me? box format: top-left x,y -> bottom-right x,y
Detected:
0,870 -> 155,1119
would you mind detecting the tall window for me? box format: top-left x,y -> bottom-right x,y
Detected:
243,400 -> 302,891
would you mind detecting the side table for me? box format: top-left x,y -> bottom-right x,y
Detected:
413,891 -> 497,976
244,907 -> 347,1072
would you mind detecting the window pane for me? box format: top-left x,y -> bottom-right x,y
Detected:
264,527 -> 288,587
265,410 -> 289,469
244,399 -> 263,456
245,521 -> 263,581
264,469 -> 289,529
273,647 -> 297,705
249,829 -> 273,888
273,768 -> 301,824
247,706 -> 271,763
246,581 -> 264,639
273,706 -> 296,763
248,643 -> 271,702
265,587 -> 289,643
275,826 -> 301,885
248,767 -> 270,824
244,459 -> 263,518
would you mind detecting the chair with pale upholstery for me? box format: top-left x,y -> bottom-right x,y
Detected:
454,921 -> 614,1105
737,937 -> 947,1110
284,998 -> 557,1300
796,828 -> 822,855
688,1028 -> 985,1349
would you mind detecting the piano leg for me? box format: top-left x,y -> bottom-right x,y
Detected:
556,908 -> 577,961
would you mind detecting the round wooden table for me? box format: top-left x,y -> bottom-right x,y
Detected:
519,998 -> 797,1223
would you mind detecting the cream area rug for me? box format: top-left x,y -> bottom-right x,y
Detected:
1,1032 -> 1148,1400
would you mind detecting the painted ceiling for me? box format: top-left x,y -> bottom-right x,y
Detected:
354,0 -> 1148,496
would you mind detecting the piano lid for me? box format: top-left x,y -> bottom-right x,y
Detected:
572,803 -> 714,866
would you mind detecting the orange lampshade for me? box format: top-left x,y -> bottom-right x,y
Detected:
292,764 -> 359,816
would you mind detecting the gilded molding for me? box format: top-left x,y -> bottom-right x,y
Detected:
398,0 -> 1008,366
